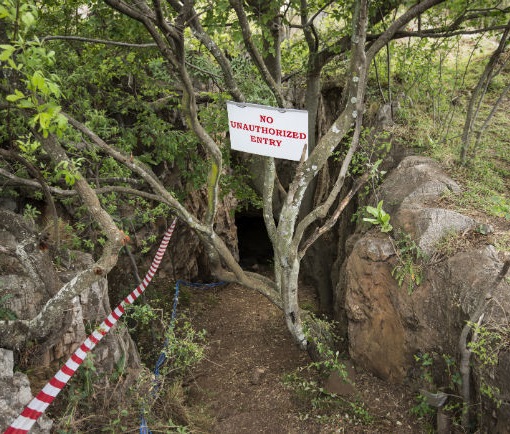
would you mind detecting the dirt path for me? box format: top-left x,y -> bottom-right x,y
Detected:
185,283 -> 426,434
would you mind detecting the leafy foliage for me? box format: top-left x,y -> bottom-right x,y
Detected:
363,200 -> 393,233
491,195 -> 510,220
391,231 -> 427,295
411,351 -> 464,428
468,322 -> 510,408
1,0 -> 67,137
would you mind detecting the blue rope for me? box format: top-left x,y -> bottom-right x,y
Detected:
140,279 -> 225,432
139,415 -> 150,434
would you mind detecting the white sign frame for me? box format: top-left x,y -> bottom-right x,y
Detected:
226,101 -> 308,161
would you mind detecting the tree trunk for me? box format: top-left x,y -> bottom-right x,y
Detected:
300,60 -> 322,218
460,18 -> 510,164
280,258 -> 306,348
263,14 -> 282,86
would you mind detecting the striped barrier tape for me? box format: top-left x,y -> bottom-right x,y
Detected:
4,218 -> 178,434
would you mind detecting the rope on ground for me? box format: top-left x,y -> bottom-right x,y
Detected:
140,279 -> 226,434
4,218 -> 178,434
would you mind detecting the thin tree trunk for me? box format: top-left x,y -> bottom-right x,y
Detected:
263,14 -> 282,86
300,60 -> 322,218
458,260 -> 510,429
472,81 -> 510,150
273,0 -> 370,347
460,18 -> 510,164
281,258 -> 306,348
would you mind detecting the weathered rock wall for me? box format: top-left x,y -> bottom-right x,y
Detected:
336,156 -> 510,430
0,210 -> 141,430
0,349 -> 53,433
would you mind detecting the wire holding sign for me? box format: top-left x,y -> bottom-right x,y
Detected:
226,101 -> 308,161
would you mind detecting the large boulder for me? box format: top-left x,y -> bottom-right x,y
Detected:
337,156 -> 510,429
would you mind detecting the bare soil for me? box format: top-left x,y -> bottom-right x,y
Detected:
184,282 -> 427,433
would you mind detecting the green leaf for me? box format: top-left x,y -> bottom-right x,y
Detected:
362,217 -> 378,224
381,224 -> 393,233
7,58 -> 18,69
0,6 -> 11,19
365,205 -> 378,217
5,89 -> 26,102
21,11 -> 36,28
18,98 -> 36,108
55,113 -> 68,136
0,44 -> 15,61
30,70 -> 46,92
47,80 -> 61,97
38,111 -> 52,130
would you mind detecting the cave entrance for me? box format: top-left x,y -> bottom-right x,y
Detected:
235,211 -> 274,270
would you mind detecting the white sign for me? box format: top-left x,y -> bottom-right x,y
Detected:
226,101 -> 308,161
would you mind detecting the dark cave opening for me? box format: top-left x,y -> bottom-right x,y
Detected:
235,212 -> 274,269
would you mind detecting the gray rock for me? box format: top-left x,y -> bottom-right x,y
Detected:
0,349 -> 53,433
0,347 -> 13,379
338,155 -> 510,430
396,207 -> 475,255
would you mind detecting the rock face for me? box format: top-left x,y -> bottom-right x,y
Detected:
0,349 -> 53,433
0,210 -> 141,430
337,156 -> 510,429
374,156 -> 475,255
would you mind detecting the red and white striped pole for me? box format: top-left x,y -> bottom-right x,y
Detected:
4,219 -> 177,434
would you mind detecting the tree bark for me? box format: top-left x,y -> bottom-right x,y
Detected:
271,0 -> 370,346
460,18 -> 510,164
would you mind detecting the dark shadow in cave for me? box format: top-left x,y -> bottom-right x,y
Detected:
235,211 -> 274,270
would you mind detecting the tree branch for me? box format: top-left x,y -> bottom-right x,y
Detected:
229,0 -> 286,107
299,172 -> 369,259
0,148 -> 60,246
473,81 -> 510,150
41,34 -> 157,48
166,0 -> 245,102
367,0 -> 446,63
0,167 -> 164,200
0,132 -> 125,348
305,0 -> 335,28
104,0 -> 180,70
373,23 -> 510,42
105,2 -> 224,234
460,17 -> 510,163
293,55 -> 366,254
262,157 -> 277,246
62,112 -> 282,301
65,113 -> 191,218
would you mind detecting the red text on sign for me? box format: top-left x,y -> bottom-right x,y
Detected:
229,121 -> 306,139
250,135 -> 282,146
